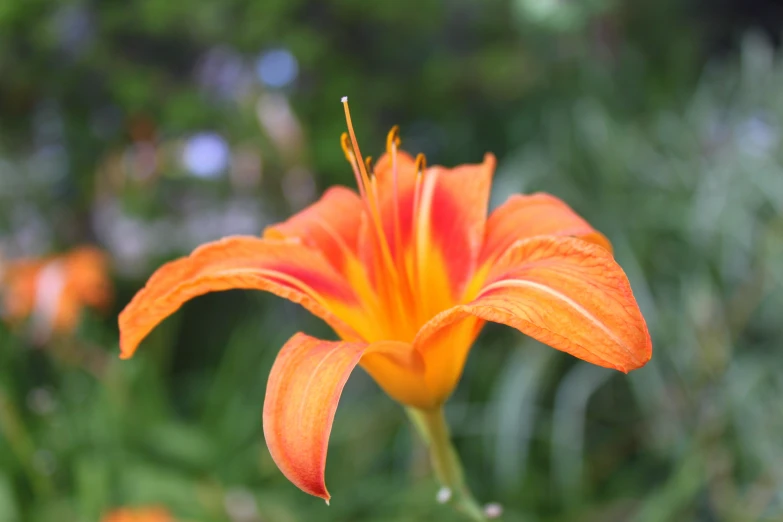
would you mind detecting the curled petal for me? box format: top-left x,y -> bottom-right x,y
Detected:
263,333 -> 367,501
263,333 -> 431,499
481,193 -> 612,266
415,237 -> 651,396
119,237 -> 365,358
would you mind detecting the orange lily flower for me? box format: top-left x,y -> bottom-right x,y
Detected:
101,506 -> 175,522
119,99 -> 651,503
1,246 -> 112,340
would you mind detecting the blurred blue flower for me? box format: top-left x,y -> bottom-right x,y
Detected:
181,132 -> 230,179
256,48 -> 299,88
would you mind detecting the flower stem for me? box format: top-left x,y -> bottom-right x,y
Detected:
407,407 -> 487,521
0,390 -> 53,499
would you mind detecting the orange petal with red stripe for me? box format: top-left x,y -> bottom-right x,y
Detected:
368,152 -> 495,316
118,236 -> 365,358
264,186 -> 363,271
421,154 -> 496,296
264,186 -> 378,317
481,193 -> 612,266
415,237 -> 651,382
263,333 -> 367,501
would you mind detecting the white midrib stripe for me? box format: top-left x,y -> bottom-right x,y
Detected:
478,279 -> 636,362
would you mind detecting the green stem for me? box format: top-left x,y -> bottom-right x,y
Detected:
407,407 -> 487,521
0,390 -> 53,498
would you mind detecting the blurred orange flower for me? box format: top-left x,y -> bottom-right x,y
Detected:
101,506 -> 175,522
0,246 -> 112,341
119,99 -> 651,502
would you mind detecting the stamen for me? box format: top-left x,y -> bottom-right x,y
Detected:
340,132 -> 368,200
341,98 -> 374,195
340,97 -> 401,290
410,152 -> 428,299
386,125 -> 400,151
414,153 -> 427,173
387,126 -> 403,265
339,132 -> 354,163
364,156 -> 374,175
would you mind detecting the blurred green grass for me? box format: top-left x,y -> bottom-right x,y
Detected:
1,1 -> 783,521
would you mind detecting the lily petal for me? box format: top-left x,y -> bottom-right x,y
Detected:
119,236 -> 366,358
264,333 -> 434,499
1,259 -> 45,325
64,247 -> 112,304
359,338 -> 431,408
264,186 -> 379,318
480,193 -> 612,266
262,333 -> 366,501
422,154 -> 496,295
264,186 -> 363,271
415,237 -> 651,398
370,152 -> 496,312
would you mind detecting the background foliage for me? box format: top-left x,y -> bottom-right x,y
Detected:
1,0 -> 782,520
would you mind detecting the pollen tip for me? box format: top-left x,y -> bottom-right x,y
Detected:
340,96 -> 348,103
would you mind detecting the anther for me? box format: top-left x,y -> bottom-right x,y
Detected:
414,153 -> 427,173
364,156 -> 374,174
340,132 -> 354,163
386,125 -> 401,152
